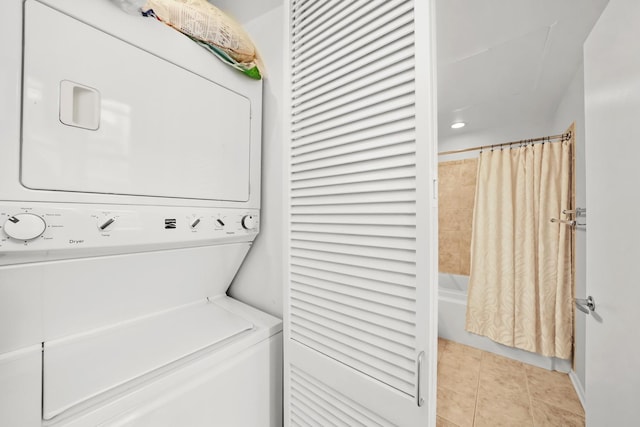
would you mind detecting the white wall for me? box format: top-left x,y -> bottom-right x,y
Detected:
550,64 -> 587,398
214,0 -> 285,318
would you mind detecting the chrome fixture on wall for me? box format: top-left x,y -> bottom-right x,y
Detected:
551,207 -> 586,228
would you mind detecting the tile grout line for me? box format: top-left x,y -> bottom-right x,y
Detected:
438,339 -> 477,427
532,394 -> 586,418
526,367 -> 586,419
437,342 -> 461,427
523,366 -> 536,426
471,352 -> 483,426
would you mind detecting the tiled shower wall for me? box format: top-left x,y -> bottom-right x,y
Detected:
438,158 -> 478,275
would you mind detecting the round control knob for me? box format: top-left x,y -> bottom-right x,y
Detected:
3,213 -> 47,241
241,215 -> 258,230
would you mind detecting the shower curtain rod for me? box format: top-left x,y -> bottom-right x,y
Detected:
438,131 -> 572,156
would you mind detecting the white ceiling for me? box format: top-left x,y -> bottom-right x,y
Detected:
437,0 -> 609,139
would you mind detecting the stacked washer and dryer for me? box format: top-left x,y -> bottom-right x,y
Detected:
0,1 -> 282,426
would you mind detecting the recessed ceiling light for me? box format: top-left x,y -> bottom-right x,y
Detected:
451,122 -> 466,129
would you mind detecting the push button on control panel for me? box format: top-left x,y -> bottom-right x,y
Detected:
3,213 -> 47,240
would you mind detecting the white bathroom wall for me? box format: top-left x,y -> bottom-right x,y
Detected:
214,0 -> 285,318
550,64 -> 587,400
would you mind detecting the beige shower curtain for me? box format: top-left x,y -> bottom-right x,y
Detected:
465,140 -> 573,359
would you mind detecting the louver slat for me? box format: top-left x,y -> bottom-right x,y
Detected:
290,291 -> 415,337
291,179 -> 416,200
291,367 -> 396,427
291,213 -> 416,226
291,264 -> 416,299
291,298 -> 415,348
291,268 -> 416,307
291,201 -> 416,215
293,55 -> 413,121
292,142 -> 416,172
291,0 -> 331,32
291,169 -> 416,191
289,0 -> 420,409
292,129 -> 414,166
291,385 -> 350,427
290,324 -> 414,392
292,118 -> 414,156
291,155 -> 415,182
291,0 -> 412,72
290,231 -> 415,251
292,58 -> 415,112
292,106 -> 415,149
292,22 -> 415,97
291,86 -> 415,134
291,316 -> 414,371
291,240 -> 416,264
291,0 -> 349,43
292,267 -> 415,302
291,310 -> 414,358
293,26 -> 414,99
291,222 -> 416,239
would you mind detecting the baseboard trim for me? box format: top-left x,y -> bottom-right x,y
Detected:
569,369 -> 586,411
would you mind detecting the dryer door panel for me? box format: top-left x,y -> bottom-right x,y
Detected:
22,1 -> 251,202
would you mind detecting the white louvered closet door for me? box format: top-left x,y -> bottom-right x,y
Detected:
284,0 -> 438,425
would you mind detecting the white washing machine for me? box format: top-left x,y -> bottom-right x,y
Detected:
0,1 -> 282,426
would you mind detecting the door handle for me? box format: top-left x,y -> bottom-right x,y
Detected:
416,351 -> 424,407
575,296 -> 596,314
59,80 -> 101,130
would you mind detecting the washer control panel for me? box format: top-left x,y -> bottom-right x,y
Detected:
0,202 -> 259,255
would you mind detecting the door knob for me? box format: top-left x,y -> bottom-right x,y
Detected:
575,296 -> 596,314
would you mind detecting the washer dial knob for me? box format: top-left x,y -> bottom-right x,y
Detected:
3,213 -> 47,240
241,215 -> 258,230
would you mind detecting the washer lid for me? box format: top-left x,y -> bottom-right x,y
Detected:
42,301 -> 253,420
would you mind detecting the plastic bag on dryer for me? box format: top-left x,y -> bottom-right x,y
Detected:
141,0 -> 264,79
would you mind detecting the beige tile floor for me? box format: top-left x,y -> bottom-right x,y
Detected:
437,338 -> 585,427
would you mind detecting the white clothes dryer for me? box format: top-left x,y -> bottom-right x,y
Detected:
0,1 -> 281,426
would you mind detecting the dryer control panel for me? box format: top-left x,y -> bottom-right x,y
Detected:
0,202 -> 259,264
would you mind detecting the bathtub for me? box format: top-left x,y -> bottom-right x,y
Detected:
438,273 -> 571,372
